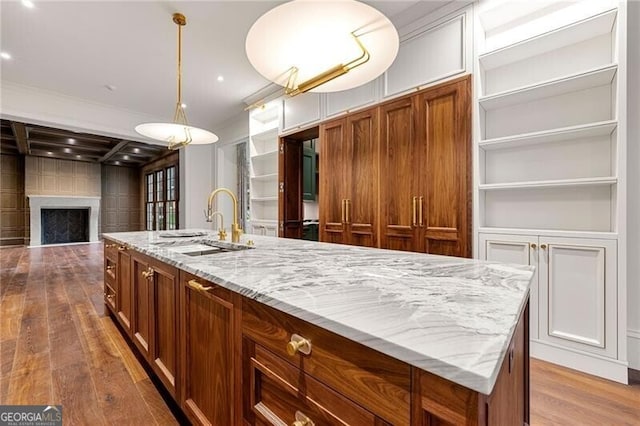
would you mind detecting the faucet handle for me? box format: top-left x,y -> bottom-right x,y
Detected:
204,209 -> 212,222
218,228 -> 227,241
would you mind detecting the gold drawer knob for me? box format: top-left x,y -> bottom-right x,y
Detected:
540,244 -> 547,249
106,265 -> 115,271
286,334 -> 311,356
530,243 -> 537,249
105,243 -> 117,249
141,267 -> 154,279
292,411 -> 314,426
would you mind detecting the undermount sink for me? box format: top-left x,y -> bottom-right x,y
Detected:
152,239 -> 254,256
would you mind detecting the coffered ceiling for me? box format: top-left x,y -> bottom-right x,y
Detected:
0,1 -> 451,136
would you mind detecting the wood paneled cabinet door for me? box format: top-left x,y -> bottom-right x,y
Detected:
180,272 -> 237,425
149,259 -> 179,397
319,118 -> 349,244
415,76 -> 471,257
320,108 -> 379,247
116,246 -> 132,334
131,254 -> 152,359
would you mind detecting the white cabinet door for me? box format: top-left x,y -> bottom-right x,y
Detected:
384,13 -> 466,98
538,237 -> 617,358
479,233 -> 539,338
282,92 -> 321,132
325,79 -> 378,118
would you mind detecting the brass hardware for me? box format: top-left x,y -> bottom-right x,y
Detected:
247,240 -> 255,246
105,243 -> 117,249
345,199 -> 351,224
540,244 -> 547,249
286,334 -> 311,356
341,199 -> 346,223
206,188 -> 243,243
285,33 -> 370,97
531,243 -> 537,249
141,267 -> 154,279
418,196 -> 424,227
106,265 -> 115,271
207,211 -> 226,241
292,411 -> 315,426
118,245 -> 127,251
412,196 -> 418,226
188,279 -> 212,292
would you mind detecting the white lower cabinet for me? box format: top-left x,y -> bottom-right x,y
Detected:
480,233 -> 617,358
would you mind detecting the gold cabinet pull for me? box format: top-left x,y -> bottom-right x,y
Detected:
531,243 -> 537,249
345,199 -> 351,224
540,244 -> 547,249
106,265 -> 115,271
188,279 -> 212,292
292,411 -> 315,426
286,333 -> 311,356
105,243 -> 117,249
418,196 -> 424,227
141,267 -> 154,279
412,196 -> 418,226
341,199 -> 346,223
118,245 -> 128,251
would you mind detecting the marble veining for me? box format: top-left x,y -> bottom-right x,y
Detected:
102,229 -> 534,395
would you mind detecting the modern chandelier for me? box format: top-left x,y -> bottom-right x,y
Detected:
136,13 -> 218,150
245,0 -> 399,97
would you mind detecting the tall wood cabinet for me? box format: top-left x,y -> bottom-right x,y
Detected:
320,76 -> 471,257
319,108 -> 379,247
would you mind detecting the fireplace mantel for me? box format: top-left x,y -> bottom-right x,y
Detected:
28,195 -> 100,246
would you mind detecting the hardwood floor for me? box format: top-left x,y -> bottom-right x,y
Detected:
1,243 -> 639,425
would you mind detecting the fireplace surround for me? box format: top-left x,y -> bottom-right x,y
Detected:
28,195 -> 100,246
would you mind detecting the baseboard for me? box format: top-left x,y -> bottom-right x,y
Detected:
628,329 -> 640,370
531,339 -> 629,385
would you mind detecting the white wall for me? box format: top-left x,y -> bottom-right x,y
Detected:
179,144 -> 214,230
627,0 -> 640,371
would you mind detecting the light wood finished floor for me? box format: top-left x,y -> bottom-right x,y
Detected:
1,244 -> 639,425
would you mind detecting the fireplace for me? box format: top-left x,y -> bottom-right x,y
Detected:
27,195 -> 100,247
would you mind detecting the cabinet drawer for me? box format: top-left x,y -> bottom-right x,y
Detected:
242,299 -> 410,425
104,282 -> 116,312
104,255 -> 117,283
249,343 -> 381,425
104,239 -> 118,259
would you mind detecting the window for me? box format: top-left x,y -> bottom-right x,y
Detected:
145,165 -> 178,230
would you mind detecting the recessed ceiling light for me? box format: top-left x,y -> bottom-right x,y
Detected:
133,147 -> 140,153
217,75 -> 224,82
114,161 -> 121,165
22,0 -> 35,9
0,52 -> 11,60
67,138 -> 76,144
123,155 -> 130,160
76,155 -> 81,159
47,151 -> 53,155
181,103 -> 187,109
63,148 -> 71,153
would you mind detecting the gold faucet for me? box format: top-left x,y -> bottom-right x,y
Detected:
206,188 -> 243,243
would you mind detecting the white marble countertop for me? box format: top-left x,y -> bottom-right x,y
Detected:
102,229 -> 534,395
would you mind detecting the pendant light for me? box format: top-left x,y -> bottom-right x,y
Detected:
245,0 -> 399,96
136,13 -> 218,150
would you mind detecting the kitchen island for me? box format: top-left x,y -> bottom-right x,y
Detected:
102,230 -> 533,425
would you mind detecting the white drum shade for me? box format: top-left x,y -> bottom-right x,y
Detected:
135,123 -> 219,145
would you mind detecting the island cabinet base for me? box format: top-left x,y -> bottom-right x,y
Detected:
102,242 -> 529,426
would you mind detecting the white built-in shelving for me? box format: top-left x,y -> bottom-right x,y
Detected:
474,0 -> 628,384
249,101 -> 281,236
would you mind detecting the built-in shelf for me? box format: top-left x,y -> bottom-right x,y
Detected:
250,150 -> 279,161
251,127 -> 278,144
250,196 -> 279,202
251,105 -> 280,124
479,10 -> 617,70
250,173 -> 278,182
478,227 -> 618,240
478,64 -> 617,111
479,120 -> 618,151
479,177 -> 617,190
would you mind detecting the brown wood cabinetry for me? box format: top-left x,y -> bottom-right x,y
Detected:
103,240 -> 117,313
319,76 -> 471,257
319,107 -> 379,247
380,76 -> 471,257
129,252 -> 180,397
179,271 -> 240,425
117,245 -> 133,333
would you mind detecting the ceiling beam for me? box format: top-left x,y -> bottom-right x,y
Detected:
98,140 -> 129,163
10,122 -> 30,155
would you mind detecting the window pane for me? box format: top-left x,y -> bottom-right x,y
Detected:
146,174 -> 154,201
167,166 -> 176,201
167,201 -> 176,230
156,171 -> 164,202
156,203 -> 165,230
146,203 -> 154,230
